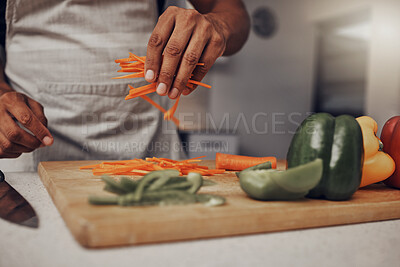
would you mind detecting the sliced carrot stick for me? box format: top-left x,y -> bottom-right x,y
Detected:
129,83 -> 156,92
140,95 -> 180,126
164,96 -> 181,121
215,153 -> 277,171
129,52 -> 145,63
115,57 -> 134,63
119,62 -> 144,68
118,68 -> 144,72
80,164 -> 101,170
188,79 -> 212,89
113,53 -> 212,124
112,72 -> 144,79
182,155 -> 207,161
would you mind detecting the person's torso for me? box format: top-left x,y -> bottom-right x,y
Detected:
0,0 -> 183,172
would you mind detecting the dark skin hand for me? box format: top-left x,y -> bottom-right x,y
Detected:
145,0 -> 250,99
0,66 -> 53,159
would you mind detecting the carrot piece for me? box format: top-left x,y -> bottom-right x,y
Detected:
140,95 -> 180,126
129,52 -> 145,63
126,88 -> 157,99
112,72 -> 144,79
114,53 -> 212,124
119,62 -> 144,68
164,96 -> 181,121
182,155 -> 207,161
115,57 -> 134,63
188,79 -> 212,89
215,153 -> 277,171
125,84 -> 157,99
80,164 -> 100,170
129,83 -> 156,92
118,68 -> 144,72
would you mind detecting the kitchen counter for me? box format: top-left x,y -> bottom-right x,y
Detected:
1,172 -> 399,267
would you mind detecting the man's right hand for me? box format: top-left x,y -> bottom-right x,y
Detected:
0,90 -> 53,158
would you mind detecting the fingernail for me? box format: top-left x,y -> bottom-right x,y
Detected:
157,83 -> 167,95
169,88 -> 180,99
182,89 -> 190,95
42,136 -> 53,146
145,70 -> 155,82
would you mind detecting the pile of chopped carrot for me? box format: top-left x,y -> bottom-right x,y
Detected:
80,156 -> 226,176
113,53 -> 212,127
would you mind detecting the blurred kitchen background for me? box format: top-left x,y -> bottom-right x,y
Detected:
173,0 -> 400,159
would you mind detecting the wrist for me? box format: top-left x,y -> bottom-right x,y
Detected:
204,12 -> 232,52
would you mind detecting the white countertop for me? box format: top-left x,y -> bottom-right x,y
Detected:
1,171 -> 400,267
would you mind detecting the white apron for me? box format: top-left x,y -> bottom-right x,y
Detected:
1,0 -> 184,172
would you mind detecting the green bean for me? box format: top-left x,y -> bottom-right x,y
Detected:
89,170 -> 224,207
133,170 -> 179,202
161,181 -> 192,191
89,195 -> 119,205
119,177 -> 138,192
118,190 -> 196,206
147,175 -> 171,191
103,184 -> 127,195
186,172 -> 203,194
101,176 -> 129,194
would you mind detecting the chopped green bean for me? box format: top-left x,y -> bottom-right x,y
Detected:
88,170 -> 225,207
186,172 -> 203,194
89,195 -> 119,205
119,177 -> 138,192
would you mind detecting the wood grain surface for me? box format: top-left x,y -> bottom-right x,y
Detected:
38,160 -> 400,248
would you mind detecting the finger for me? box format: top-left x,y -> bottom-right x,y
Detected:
189,37 -> 225,95
145,9 -> 175,83
27,98 -> 48,127
156,23 -> 194,97
7,103 -> 53,146
0,109 -> 42,149
0,132 -> 34,154
169,30 -> 209,99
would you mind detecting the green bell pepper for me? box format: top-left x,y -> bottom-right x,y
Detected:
239,159 -> 323,201
287,113 -> 364,200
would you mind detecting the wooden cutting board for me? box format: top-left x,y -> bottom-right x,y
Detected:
38,160 -> 400,248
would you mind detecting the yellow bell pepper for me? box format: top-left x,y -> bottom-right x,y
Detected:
356,116 -> 395,187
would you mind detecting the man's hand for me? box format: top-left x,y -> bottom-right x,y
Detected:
0,91 -> 53,158
145,7 -> 227,99
145,1 -> 250,99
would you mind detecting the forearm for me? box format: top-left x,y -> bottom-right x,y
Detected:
190,0 -> 250,55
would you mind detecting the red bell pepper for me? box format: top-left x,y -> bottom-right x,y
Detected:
381,116 -> 400,188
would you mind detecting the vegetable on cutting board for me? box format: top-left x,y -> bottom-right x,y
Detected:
89,170 -> 225,207
356,116 -> 395,187
215,153 -> 277,171
287,113 -> 364,201
80,156 -> 226,176
381,116 -> 400,189
239,159 -> 323,201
